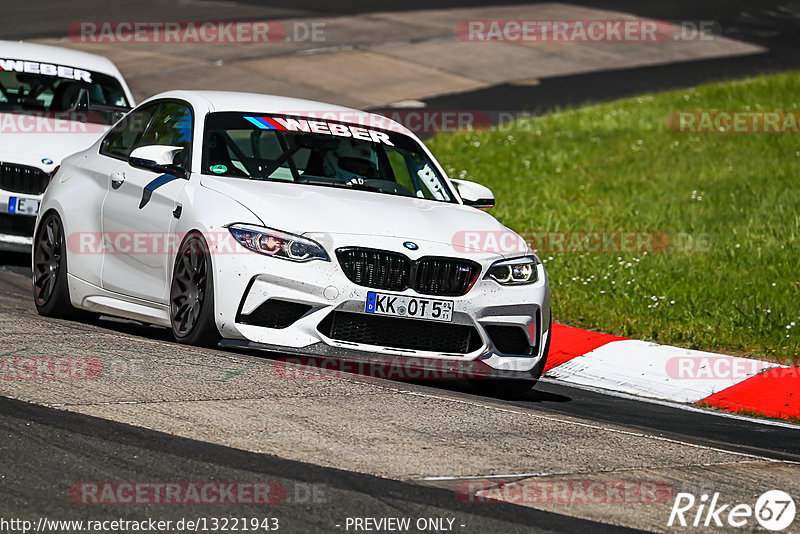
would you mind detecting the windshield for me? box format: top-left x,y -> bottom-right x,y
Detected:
0,58 -> 131,124
201,112 -> 455,203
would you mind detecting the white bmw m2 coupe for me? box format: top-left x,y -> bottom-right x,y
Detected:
32,91 -> 550,393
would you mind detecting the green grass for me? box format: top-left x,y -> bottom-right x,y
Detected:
427,71 -> 800,365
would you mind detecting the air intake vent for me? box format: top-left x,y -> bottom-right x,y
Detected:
236,299 -> 312,329
318,311 -> 482,354
485,325 -> 535,356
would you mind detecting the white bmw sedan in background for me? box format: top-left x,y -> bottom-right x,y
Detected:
0,40 -> 134,252
33,91 -> 550,394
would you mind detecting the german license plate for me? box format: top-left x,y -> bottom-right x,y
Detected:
365,291 -> 453,322
8,197 -> 40,215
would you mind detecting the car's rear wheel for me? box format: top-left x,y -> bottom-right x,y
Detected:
170,232 -> 220,347
32,211 -> 84,318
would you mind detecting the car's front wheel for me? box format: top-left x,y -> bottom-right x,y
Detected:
170,232 -> 220,347
32,211 -> 84,318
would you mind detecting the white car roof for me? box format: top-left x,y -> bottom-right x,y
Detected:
143,90 -> 414,136
0,40 -> 125,79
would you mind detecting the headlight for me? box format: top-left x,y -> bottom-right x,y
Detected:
228,224 -> 329,262
485,256 -> 539,285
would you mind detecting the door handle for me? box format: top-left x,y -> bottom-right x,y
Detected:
110,171 -> 125,189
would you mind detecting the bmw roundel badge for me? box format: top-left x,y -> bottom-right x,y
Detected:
42,158 -> 54,165
403,241 -> 419,250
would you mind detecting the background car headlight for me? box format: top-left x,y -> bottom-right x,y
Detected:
228,224 -> 329,262
485,256 -> 539,285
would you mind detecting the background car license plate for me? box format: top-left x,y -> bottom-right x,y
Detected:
8,197 -> 40,215
365,292 -> 453,322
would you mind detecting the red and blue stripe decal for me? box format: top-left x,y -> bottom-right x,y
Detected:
244,116 -> 286,130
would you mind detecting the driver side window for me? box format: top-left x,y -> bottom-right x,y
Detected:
100,103 -> 159,160
100,101 -> 193,169
137,102 -> 193,169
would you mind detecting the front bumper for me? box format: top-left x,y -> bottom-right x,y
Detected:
212,235 -> 550,376
0,191 -> 41,252
0,231 -> 34,253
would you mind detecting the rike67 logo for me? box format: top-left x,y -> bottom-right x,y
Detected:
669,490 -> 796,531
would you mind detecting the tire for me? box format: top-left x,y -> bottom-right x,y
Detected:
469,318 -> 552,398
32,211 -> 84,318
169,232 -> 220,347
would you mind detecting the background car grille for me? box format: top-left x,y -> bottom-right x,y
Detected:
336,248 -> 481,296
0,213 -> 37,237
236,299 -> 312,329
318,311 -> 482,354
0,163 -> 50,196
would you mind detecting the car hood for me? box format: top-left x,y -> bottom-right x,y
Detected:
0,114 -> 109,171
200,175 -> 526,256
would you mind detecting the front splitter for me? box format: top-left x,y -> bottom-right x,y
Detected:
219,339 -> 537,382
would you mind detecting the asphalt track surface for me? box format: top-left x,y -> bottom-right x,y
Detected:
0,396 -> 629,534
419,0 -> 800,112
4,0 -> 800,113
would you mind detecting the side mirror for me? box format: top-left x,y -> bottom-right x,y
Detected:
451,178 -> 495,209
129,145 -> 187,178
